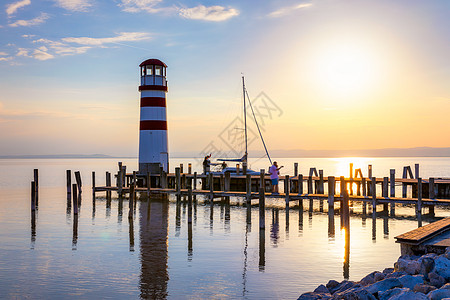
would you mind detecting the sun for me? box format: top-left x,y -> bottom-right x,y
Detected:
312,43 -> 380,98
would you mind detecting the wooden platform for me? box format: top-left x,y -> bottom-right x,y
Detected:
395,217 -> 450,245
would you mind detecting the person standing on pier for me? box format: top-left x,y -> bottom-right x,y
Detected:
203,154 -> 212,174
269,161 -> 283,194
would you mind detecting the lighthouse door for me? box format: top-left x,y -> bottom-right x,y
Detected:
160,152 -> 168,172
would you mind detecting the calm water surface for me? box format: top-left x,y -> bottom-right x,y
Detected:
0,157 -> 448,299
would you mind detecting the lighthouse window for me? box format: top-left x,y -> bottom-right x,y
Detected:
146,65 -> 153,75
155,65 -> 162,76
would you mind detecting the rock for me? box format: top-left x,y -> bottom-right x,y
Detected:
360,272 -> 379,286
406,260 -> 422,275
433,255 -> 450,281
367,278 -> 402,295
383,268 -> 394,274
332,287 -> 376,300
398,274 -> 424,290
429,271 -> 446,288
298,292 -> 332,299
389,290 -> 427,299
419,256 -> 436,279
326,280 -> 340,292
427,284 -> 450,300
374,272 -> 386,282
444,247 -> 450,260
386,271 -> 407,279
314,285 -> 329,294
414,283 -> 436,294
330,281 -> 356,295
395,258 -> 411,272
378,288 -> 409,300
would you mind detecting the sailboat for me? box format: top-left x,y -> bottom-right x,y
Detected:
211,76 -> 272,176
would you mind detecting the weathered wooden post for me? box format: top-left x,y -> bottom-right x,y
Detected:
415,164 -> 419,179
106,171 -> 111,199
382,177 -> 389,212
224,172 -> 231,192
294,163 -> 298,177
31,181 -> 36,211
188,163 -> 192,174
117,167 -> 123,196
343,189 -> 350,229
175,167 -> 181,201
328,176 -> 335,227
180,163 -> 184,174
362,177 -> 367,214
318,170 -> 324,194
188,188 -> 193,224
402,166 -> 408,198
209,172 -> 214,203
307,173 -> 313,194
298,174 -> 303,195
193,172 -> 197,190
219,174 -> 224,191
259,169 -> 265,190
246,174 -> 251,204
259,187 -> 265,229
92,171 -> 96,200
349,163 -> 353,195
340,176 -> 345,227
72,183 -> 78,215
367,165 -> 373,196
33,169 -> 39,206
236,164 -> 240,175
74,171 -> 82,195
417,178 -> 422,217
128,184 -> 134,219
371,177 -> 377,215
66,170 -> 72,201
390,169 -> 395,215
285,175 -> 290,224
147,172 -> 151,195
428,178 -> 435,215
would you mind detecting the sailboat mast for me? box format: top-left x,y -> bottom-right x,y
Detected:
242,76 -> 248,161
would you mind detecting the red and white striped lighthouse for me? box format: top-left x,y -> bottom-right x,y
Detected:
138,59 -> 169,174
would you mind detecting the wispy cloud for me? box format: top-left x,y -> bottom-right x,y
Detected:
268,2 -> 312,18
8,12 -> 49,27
179,5 -> 239,21
119,0 -> 171,14
61,32 -> 151,45
6,0 -> 31,16
54,0 -> 92,12
12,32 -> 152,62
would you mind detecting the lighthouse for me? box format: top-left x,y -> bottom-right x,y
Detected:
138,59 -> 169,174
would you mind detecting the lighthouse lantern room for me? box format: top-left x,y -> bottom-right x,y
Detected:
138,59 -> 169,174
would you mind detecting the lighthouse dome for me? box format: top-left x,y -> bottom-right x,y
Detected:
140,59 -> 167,67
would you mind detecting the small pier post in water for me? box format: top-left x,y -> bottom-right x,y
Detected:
31,181 -> 36,212
33,169 -> 39,206
259,187 -> 265,229
92,171 -> 96,200
362,177 -> 367,214
328,176 -> 335,235
382,177 -> 389,212
175,167 -> 181,202
349,163 -> 353,195
106,171 -> 111,199
72,183 -> 78,215
390,169 -> 396,215
428,178 -> 435,215
188,163 -> 192,174
298,174 -> 303,195
74,171 -> 82,195
188,188 -> 193,224
294,163 -> 298,177
66,170 -> 71,201
128,183 -> 135,220
371,177 -> 377,216
285,175 -> 290,226
415,164 -> 420,179
417,178 -> 422,226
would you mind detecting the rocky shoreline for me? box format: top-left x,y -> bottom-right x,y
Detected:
298,247 -> 450,300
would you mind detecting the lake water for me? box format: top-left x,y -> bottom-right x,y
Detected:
0,157 -> 449,299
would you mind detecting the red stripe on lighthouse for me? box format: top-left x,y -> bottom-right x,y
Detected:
140,120 -> 167,130
139,85 -> 168,92
140,97 -> 166,107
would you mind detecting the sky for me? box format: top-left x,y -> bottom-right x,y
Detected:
0,0 -> 449,157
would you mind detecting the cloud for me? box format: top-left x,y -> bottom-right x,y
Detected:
32,46 -> 54,60
61,32 -> 151,46
54,0 -> 92,12
0,52 -> 8,56
6,0 -> 31,16
119,0 -> 167,13
268,2 -> 312,18
8,12 -> 49,27
179,5 -> 239,21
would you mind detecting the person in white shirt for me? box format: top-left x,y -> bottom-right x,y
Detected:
269,161 -> 283,194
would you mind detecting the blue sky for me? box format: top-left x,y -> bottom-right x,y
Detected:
0,0 -> 449,156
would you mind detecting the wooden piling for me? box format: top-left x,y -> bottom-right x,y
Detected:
188,188 -> 193,224
415,164 -> 420,179
106,171 -> 111,199
31,181 -> 36,211
382,177 -> 389,211
429,178 -> 435,199
117,167 -> 123,196
147,172 -> 151,195
225,172 -> 231,192
259,187 -> 265,229
343,189 -> 350,229
74,171 -> 82,194
417,178 -> 422,216
368,165 -> 373,178
349,163 -> 353,195
285,175 -> 290,211
193,172 -> 197,190
294,163 -> 298,177
371,177 -> 377,214
128,184 -> 134,219
246,174 -> 251,204
328,176 -> 335,222
175,167 -> 181,195
33,169 -> 39,206
298,174 -> 303,195
318,170 -> 324,194
259,169 -> 265,190
236,164 -> 240,175
188,163 -> 192,174
66,170 -> 71,200
209,172 -> 214,203
92,171 -> 95,200
180,163 -> 184,174
390,169 -> 395,214
72,183 -> 78,215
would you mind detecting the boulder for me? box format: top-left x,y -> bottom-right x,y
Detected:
389,290 -> 427,299
374,272 -> 386,282
378,288 -> 409,300
386,271 -> 407,279
332,287 -> 376,300
413,283 -> 436,294
444,247 -> 450,260
433,255 -> 450,281
360,272 -> 379,286
418,256 -> 436,279
397,274 -> 424,290
314,285 -> 329,294
298,292 -> 332,300
406,260 -> 422,275
429,271 -> 446,288
427,284 -> 450,300
330,281 -> 356,295
367,278 -> 402,295
383,268 -> 394,274
326,280 -> 340,292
